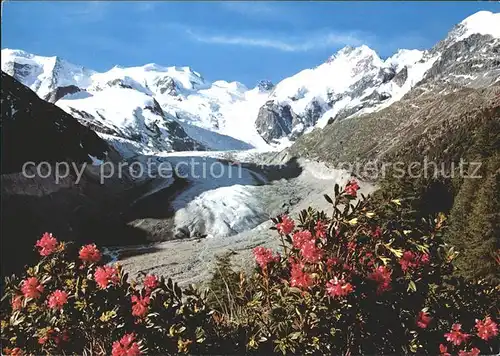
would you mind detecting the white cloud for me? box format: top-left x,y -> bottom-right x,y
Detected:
186,30 -> 367,52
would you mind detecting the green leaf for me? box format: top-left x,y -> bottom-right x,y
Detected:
289,331 -> 302,340
408,280 -> 417,292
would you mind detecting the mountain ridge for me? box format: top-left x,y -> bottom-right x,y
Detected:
2,10 -> 499,154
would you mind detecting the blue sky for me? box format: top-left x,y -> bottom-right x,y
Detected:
2,1 -> 499,87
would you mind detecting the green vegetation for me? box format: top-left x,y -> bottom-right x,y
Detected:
291,85 -> 499,283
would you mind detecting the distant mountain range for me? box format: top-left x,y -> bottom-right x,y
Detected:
2,11 -> 499,157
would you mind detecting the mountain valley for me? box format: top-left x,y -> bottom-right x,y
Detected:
1,10 -> 499,283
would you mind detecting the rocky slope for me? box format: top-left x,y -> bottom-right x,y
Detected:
1,72 -> 139,274
273,84 -> 499,176
1,72 -> 108,174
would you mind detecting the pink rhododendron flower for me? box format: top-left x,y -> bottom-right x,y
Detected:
343,263 -> 354,273
35,232 -> 58,256
372,226 -> 382,239
290,262 -> 313,289
53,330 -> 70,346
253,247 -> 279,269
475,316 -> 498,341
347,241 -> 357,252
47,290 -> 69,310
292,230 -> 313,249
112,333 -> 142,356
400,251 -> 419,272
143,275 -> 159,291
11,349 -> 23,356
345,179 -> 360,197
420,253 -> 431,265
369,266 -> 392,294
4,348 -> 23,356
47,289 -> 68,309
315,220 -> 327,239
79,244 -> 102,263
417,311 -> 432,329
11,295 -> 23,311
326,257 -> 339,272
458,348 -> 480,356
444,324 -> 470,346
326,277 -> 354,298
276,215 -> 295,235
363,251 -> 374,260
439,344 -> 451,356
21,277 -> 44,299
94,266 -> 119,289
300,241 -> 323,263
131,295 -> 150,318
38,329 -> 55,345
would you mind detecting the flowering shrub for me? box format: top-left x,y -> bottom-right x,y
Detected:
1,181 -> 499,355
234,182 -> 499,355
1,237 -> 214,355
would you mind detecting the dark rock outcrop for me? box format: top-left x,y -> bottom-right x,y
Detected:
257,80 -> 274,92
155,76 -> 178,96
1,72 -> 108,174
107,78 -> 134,90
296,100 -> 323,128
420,34 -> 500,91
362,91 -> 391,103
255,101 -> 296,143
379,67 -> 396,84
44,85 -> 82,103
393,66 -> 408,87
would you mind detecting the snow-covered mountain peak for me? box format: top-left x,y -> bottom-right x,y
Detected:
2,47 -> 275,152
179,65 -> 201,76
2,48 -> 35,59
327,45 -> 381,65
443,10 -> 500,46
140,63 -> 203,80
141,63 -> 167,71
316,46 -> 384,83
264,44 -> 385,124
1,48 -> 96,100
384,49 -> 424,71
457,11 -> 500,40
252,44 -> 395,142
94,64 -> 208,93
341,44 -> 377,57
254,15 -> 496,142
210,80 -> 247,92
